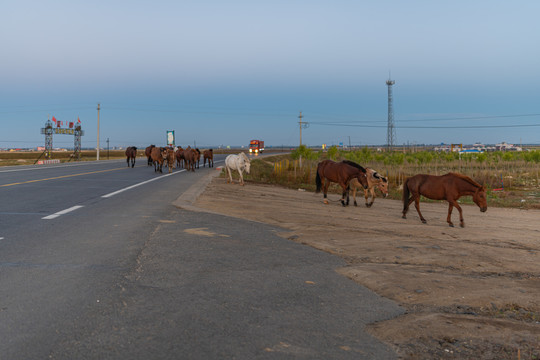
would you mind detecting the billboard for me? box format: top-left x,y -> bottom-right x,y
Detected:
166,131 -> 175,146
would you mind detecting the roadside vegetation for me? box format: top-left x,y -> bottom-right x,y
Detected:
240,146 -> 540,210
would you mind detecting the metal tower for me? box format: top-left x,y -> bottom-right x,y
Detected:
386,77 -> 396,151
40,119 -> 53,159
74,123 -> 84,160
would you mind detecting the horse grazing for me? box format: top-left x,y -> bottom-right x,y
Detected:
150,147 -> 168,173
402,172 -> 487,227
350,167 -> 389,207
166,148 -> 175,173
125,146 -> 137,168
145,145 -> 155,166
203,149 -> 214,167
315,160 -> 369,206
225,152 -> 251,185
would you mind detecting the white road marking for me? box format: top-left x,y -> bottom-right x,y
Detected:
42,205 -> 84,220
101,169 -> 186,198
0,237 -> 4,240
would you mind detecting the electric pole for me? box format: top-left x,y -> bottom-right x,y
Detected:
298,111 -> 304,146
97,103 -> 101,160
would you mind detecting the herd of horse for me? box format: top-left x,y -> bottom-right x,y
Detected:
124,145 -> 214,174
125,147 -> 488,227
315,159 -> 487,228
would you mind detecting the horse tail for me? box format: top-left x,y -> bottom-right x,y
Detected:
315,165 -> 322,193
402,177 -> 410,211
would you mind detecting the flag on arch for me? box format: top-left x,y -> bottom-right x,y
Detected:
77,116 -> 81,123
52,116 -> 57,124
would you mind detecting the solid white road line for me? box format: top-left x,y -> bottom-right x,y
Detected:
101,169 -> 186,198
42,205 -> 85,220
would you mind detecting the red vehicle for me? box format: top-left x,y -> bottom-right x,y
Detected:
249,139 -> 264,154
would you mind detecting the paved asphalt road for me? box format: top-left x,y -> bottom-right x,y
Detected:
0,155 -> 403,359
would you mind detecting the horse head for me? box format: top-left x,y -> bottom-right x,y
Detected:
474,186 -> 488,212
377,177 -> 389,197
240,152 -> 251,174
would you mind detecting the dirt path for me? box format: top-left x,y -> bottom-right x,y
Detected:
194,177 -> 540,359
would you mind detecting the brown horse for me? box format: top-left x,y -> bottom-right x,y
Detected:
125,146 -> 137,168
183,147 -> 197,172
315,160 -> 369,206
145,145 -> 155,166
150,147 -> 167,173
194,148 -> 201,169
166,148 -> 175,173
402,172 -> 487,227
350,167 -> 389,207
203,149 -> 214,167
175,146 -> 184,168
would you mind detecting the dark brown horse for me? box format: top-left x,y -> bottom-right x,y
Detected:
194,148 -> 201,169
176,147 -> 184,168
125,146 -> 137,168
145,145 -> 155,166
402,172 -> 487,227
315,160 -> 369,206
203,149 -> 214,167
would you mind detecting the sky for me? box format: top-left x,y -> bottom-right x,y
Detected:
1,0 -> 540,149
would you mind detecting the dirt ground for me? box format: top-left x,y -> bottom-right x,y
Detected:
194,176 -> 540,359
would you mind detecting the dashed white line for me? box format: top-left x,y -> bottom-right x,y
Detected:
42,205 -> 84,220
101,169 -> 186,198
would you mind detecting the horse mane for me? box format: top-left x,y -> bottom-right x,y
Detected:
241,152 -> 250,162
449,172 -> 482,188
342,160 -> 366,173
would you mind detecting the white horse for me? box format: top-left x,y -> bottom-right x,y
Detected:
225,152 -> 251,186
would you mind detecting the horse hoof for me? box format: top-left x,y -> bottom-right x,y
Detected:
460,223 -> 465,228
421,219 -> 427,224
449,223 -> 454,227
402,215 -> 406,219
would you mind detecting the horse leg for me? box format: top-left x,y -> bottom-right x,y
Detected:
364,188 -> 370,207
414,196 -> 427,223
226,167 -> 233,184
367,187 -> 375,207
448,200 -> 464,227
323,179 -> 330,204
402,193 -> 415,218
239,170 -> 244,186
352,185 -> 358,206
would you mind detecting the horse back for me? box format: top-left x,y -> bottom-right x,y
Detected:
406,174 -> 454,200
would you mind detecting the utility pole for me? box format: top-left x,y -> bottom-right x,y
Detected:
97,102 -> 101,160
107,137 -> 110,160
298,111 -> 304,146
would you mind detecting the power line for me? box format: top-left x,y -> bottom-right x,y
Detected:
309,123 -> 540,129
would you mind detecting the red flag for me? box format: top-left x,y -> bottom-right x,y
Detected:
52,116 -> 57,123
77,117 -> 81,123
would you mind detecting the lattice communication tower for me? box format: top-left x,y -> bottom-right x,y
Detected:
386,78 -> 396,150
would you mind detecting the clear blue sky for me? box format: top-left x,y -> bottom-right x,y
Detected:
1,1 -> 540,149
